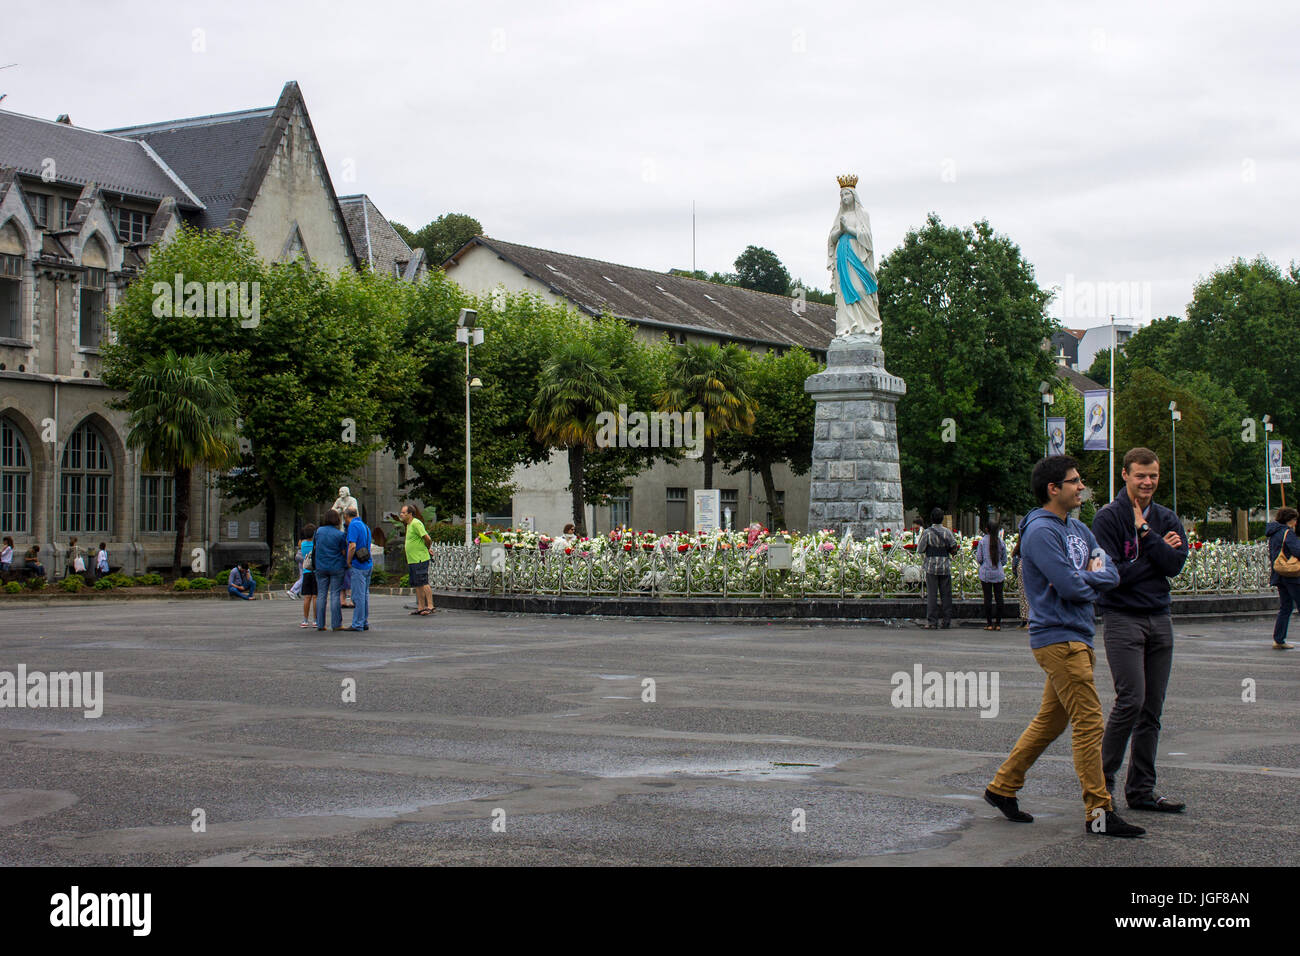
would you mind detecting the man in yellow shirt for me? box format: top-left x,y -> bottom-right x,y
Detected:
400,504 -> 435,616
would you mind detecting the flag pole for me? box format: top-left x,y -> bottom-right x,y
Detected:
1109,315 -> 1115,502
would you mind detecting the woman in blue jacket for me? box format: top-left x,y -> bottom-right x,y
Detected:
312,510 -> 349,631
1265,507 -> 1300,649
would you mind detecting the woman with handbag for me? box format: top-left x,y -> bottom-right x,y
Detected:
1266,507 -> 1300,649
66,537 -> 86,579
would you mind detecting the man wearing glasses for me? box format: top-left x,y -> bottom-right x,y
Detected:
984,456 -> 1146,837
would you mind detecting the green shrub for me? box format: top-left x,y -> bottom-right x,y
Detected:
187,576 -> 216,590
26,576 -> 46,590
61,576 -> 85,592
427,522 -> 493,545
172,578 -> 191,591
93,577 -> 115,590
3,581 -> 22,594
136,572 -> 164,586
398,574 -> 409,587
252,574 -> 269,592
1194,520 -> 1266,542
106,572 -> 134,588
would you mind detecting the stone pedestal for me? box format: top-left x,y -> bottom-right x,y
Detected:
804,337 -> 907,537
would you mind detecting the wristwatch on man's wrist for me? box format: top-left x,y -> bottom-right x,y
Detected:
1138,523 -> 1151,537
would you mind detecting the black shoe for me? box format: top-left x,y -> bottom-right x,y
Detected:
984,788 -> 1033,823
1085,810 -> 1145,837
1128,794 -> 1185,813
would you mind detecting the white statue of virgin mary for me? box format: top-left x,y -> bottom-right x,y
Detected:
826,175 -> 882,340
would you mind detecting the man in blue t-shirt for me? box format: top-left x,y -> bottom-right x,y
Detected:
983,456 -> 1145,838
344,506 -> 373,632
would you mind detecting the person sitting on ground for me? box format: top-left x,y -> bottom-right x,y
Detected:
24,544 -> 45,577
228,561 -> 256,600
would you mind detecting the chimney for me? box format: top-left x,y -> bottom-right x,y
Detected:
55,113 -> 72,125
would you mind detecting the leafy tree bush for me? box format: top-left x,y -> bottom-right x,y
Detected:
3,581 -> 22,594
61,576 -> 85,592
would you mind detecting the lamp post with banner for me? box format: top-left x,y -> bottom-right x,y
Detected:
1170,401 -> 1180,518
457,309 -> 484,547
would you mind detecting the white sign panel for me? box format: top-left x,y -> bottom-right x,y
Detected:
248,521 -> 260,539
693,489 -> 720,533
227,521 -> 239,539
1272,466 -> 1291,484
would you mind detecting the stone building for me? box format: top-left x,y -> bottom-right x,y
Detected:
444,236 -> 835,534
0,82 -> 417,574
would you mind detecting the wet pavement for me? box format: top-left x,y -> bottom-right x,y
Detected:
0,597 -> 1295,866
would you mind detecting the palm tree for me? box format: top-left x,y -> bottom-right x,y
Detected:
122,351 -> 239,573
528,338 -> 624,537
658,343 -> 757,489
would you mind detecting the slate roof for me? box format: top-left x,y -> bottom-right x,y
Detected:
1056,365 -> 1103,393
446,236 -> 835,353
338,194 -> 423,278
106,107 -> 273,230
0,109 -> 204,208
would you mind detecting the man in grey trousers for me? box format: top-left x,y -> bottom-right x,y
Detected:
918,507 -> 959,629
1091,447 -> 1190,813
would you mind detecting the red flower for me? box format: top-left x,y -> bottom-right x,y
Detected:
623,544 -> 633,551
1194,541 -> 1203,550
677,544 -> 689,553
565,547 -> 573,554
904,543 -> 917,550
882,543 -> 892,550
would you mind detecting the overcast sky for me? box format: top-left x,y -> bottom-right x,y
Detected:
6,0 -> 1298,327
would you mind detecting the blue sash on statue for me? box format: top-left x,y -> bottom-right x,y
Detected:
836,232 -> 878,303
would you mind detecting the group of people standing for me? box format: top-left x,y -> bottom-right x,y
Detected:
289,500 -> 374,632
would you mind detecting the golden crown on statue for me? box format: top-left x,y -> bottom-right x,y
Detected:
836,173 -> 859,188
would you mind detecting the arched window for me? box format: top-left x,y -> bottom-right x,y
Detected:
0,416 -> 31,533
60,422 -> 112,534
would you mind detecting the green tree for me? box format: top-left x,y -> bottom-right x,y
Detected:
733,245 -> 791,295
392,213 -> 484,268
716,346 -> 821,529
879,214 -> 1056,517
528,336 -> 626,537
658,343 -> 757,490
104,227 -> 409,561
118,350 -> 239,573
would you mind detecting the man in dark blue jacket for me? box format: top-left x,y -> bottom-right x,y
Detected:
984,456 -> 1144,837
1093,447 -> 1189,814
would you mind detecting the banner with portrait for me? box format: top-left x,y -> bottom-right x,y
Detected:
1083,391 -> 1110,451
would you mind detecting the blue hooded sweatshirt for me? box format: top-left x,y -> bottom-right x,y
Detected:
1019,508 -> 1119,649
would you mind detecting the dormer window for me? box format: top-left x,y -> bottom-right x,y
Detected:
59,198 -> 75,230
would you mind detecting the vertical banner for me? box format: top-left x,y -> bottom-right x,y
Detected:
1046,417 -> 1066,456
1083,390 -> 1110,451
1269,440 -> 1284,481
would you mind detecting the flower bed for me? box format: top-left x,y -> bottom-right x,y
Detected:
439,528 -> 1270,599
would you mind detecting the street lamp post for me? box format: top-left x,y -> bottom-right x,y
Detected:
1169,401 -> 1180,519
1039,381 -> 1055,458
1264,415 -> 1273,521
457,309 -> 483,547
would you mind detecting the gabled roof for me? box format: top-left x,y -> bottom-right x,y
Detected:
0,108 -> 205,208
107,105 -> 272,230
338,194 -> 422,278
107,82 -> 358,267
1056,365 -> 1103,393
446,236 -> 835,352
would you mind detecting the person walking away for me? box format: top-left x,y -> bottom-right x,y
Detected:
1093,447 -> 1190,814
96,542 -> 109,577
983,455 -> 1144,838
1266,507 -> 1300,649
917,507 -> 959,628
345,507 -> 373,631
312,510 -> 348,630
227,561 -> 256,599
1011,537 -> 1030,628
400,504 -> 435,616
332,487 -> 359,608
1,536 -> 13,571
297,523 -> 317,627
976,521 -> 1006,630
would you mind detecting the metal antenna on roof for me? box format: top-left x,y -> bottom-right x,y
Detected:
691,200 -> 696,274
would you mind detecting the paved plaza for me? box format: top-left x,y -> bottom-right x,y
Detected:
0,597 -> 1295,866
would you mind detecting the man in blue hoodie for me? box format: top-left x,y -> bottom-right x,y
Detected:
1093,448 -> 1189,814
984,456 -> 1145,837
